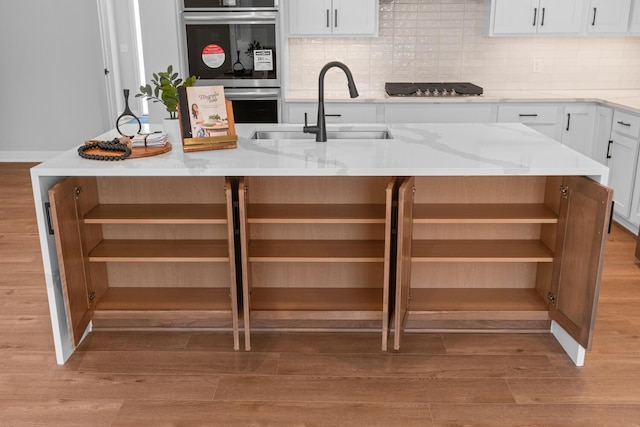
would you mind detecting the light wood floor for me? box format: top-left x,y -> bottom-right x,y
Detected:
3,162 -> 640,426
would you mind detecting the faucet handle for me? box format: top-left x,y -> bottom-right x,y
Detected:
304,112 -> 308,127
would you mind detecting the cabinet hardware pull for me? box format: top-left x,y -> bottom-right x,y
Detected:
592,7 -> 597,25
44,202 -> 55,235
335,9 -> 338,27
608,201 -> 615,234
325,114 -> 342,117
566,113 -> 571,131
532,7 -> 537,26
541,8 -> 545,26
617,121 -> 631,127
519,114 -> 538,117
606,140 -> 613,159
326,9 -> 330,28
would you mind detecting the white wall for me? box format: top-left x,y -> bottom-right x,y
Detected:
0,0 -> 111,159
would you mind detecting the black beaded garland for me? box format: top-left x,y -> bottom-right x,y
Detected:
78,138 -> 132,161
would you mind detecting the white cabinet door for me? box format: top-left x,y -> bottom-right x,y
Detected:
630,0 -> 640,33
587,0 -> 632,33
289,0 -> 332,36
288,0 -> 377,37
492,0 -> 539,34
497,104 -> 561,140
593,106 -> 613,165
491,0 -> 584,35
561,104 -> 597,158
630,162 -> 640,227
286,103 -> 378,124
384,104 -> 494,123
607,133 -> 639,218
537,0 -> 585,34
332,0 -> 377,36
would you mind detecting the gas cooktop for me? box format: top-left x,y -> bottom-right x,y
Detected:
385,82 -> 483,97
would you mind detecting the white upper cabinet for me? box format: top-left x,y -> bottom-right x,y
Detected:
586,0 -> 632,33
288,0 -> 378,37
629,0 -> 640,33
490,0 -> 585,35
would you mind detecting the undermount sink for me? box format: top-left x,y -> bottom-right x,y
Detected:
250,129 -> 393,140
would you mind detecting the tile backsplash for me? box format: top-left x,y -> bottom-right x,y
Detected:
287,0 -> 640,98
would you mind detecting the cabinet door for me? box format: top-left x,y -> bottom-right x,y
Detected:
286,103 -> 378,124
561,105 -> 597,158
587,0 -> 632,33
289,0 -> 332,36
629,160 -> 640,227
332,0 -> 377,36
48,178 -> 93,347
630,0 -> 640,33
384,104 -> 494,124
492,0 -> 539,34
593,106 -> 613,165
550,176 -> 613,350
537,0 -> 585,34
497,104 -> 560,140
607,134 -> 639,217
393,176 -> 414,351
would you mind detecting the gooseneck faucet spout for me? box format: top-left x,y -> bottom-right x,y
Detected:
303,61 -> 359,142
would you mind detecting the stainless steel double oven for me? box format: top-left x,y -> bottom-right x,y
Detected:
179,0 -> 281,123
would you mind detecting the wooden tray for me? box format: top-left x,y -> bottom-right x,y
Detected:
81,139 -> 171,159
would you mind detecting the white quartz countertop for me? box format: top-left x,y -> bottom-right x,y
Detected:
287,89 -> 640,113
31,123 -> 608,181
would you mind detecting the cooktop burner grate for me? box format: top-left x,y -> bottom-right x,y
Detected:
385,82 -> 483,97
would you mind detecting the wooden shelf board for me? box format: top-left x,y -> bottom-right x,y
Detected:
411,240 -> 554,262
407,288 -> 550,321
94,287 -> 232,311
89,239 -> 230,262
413,203 -> 558,224
247,204 -> 386,224
84,204 -> 228,224
251,287 -> 383,316
249,240 -> 385,262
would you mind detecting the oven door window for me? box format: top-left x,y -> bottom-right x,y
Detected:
231,99 -> 278,123
185,22 -> 277,81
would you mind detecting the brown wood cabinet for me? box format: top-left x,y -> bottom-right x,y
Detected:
47,176 -> 240,350
238,177 -> 398,351
393,175 -> 613,351
46,174 -> 612,360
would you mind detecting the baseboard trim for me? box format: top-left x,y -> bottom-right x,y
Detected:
0,151 -> 63,162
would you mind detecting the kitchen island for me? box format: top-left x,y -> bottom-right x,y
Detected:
31,122 -> 612,366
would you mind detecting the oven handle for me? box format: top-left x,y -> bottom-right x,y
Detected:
183,11 -> 277,24
224,88 -> 280,100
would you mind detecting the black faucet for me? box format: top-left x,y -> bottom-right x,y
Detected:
303,61 -> 359,142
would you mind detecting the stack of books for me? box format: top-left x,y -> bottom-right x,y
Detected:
130,132 -> 168,148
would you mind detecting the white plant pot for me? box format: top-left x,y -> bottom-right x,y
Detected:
162,118 -> 182,144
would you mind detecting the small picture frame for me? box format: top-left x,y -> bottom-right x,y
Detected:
178,86 -> 238,152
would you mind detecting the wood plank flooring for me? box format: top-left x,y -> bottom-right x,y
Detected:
2,162 -> 640,426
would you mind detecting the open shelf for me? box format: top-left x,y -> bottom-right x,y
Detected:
247,203 -> 386,224
83,204 -> 228,224
250,288 -> 383,320
249,240 -> 386,262
88,239 -> 230,262
407,288 -> 550,321
94,287 -> 232,311
412,203 -> 558,224
411,239 -> 554,262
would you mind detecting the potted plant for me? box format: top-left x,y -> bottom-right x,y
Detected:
136,65 -> 197,119
136,65 -> 197,142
